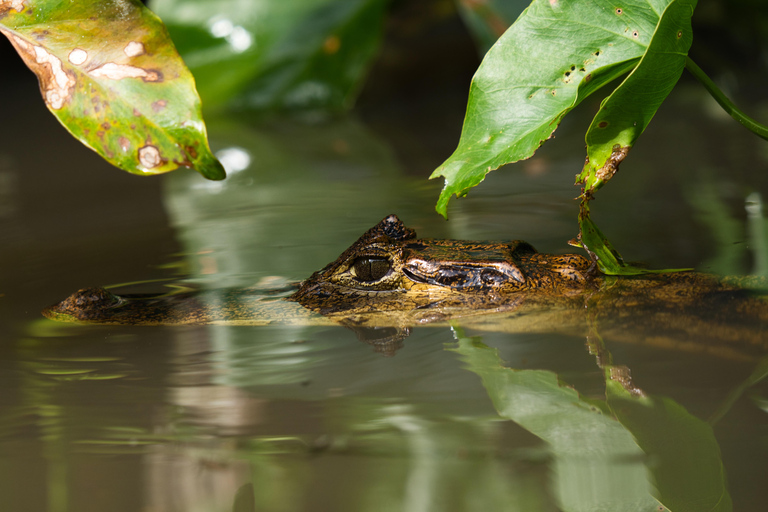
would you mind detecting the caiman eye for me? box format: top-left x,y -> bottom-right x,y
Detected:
351,256 -> 391,282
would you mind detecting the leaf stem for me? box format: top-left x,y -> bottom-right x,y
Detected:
685,57 -> 768,141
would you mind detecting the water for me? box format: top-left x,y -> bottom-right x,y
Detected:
2,73 -> 768,511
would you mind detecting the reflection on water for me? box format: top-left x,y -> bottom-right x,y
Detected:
2,91 -> 768,511
5,315 -> 762,511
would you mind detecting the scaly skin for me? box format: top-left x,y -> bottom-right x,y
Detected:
43,215 -> 768,357
291,214 -> 594,314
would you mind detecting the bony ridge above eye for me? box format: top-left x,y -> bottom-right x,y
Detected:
351,256 -> 391,282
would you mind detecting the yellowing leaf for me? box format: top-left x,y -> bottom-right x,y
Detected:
0,0 -> 225,179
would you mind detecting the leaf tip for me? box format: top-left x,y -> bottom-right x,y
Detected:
435,192 -> 450,219
198,158 -> 227,181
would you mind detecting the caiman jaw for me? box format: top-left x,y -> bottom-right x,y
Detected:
402,258 -> 526,291
399,239 -> 530,293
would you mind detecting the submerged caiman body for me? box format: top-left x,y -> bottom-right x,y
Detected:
44,215 -> 768,357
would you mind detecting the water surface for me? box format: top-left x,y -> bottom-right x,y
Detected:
1,77 -> 768,511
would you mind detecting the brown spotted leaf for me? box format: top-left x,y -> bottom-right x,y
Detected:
577,0 -> 696,194
0,0 -> 225,179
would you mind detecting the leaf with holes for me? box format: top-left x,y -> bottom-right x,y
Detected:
430,0 -> 696,216
0,0 -> 224,179
578,0 -> 696,194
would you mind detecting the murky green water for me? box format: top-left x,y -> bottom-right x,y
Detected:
2,73 -> 768,511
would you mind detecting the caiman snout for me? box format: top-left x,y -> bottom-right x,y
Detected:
42,287 -> 122,322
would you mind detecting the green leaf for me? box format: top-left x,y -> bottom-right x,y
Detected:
431,0 -> 694,217
577,0 -> 696,193
152,0 -> 387,111
607,381 -> 733,512
0,0 -> 225,179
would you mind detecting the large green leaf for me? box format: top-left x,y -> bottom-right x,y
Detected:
0,0 -> 224,179
152,0 -> 387,111
431,0 -> 696,216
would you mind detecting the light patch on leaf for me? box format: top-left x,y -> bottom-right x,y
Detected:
89,63 -> 161,82
68,48 -> 88,65
123,41 -> 145,57
138,145 -> 162,168
0,0 -> 25,15
182,119 -> 205,132
7,34 -> 75,109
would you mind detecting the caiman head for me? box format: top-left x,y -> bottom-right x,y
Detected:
290,214 -> 593,318
42,214 -> 595,355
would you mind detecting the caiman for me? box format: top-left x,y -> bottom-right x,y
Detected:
43,215 -> 768,357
